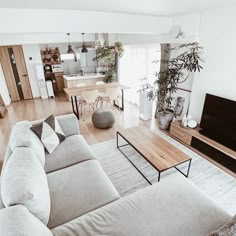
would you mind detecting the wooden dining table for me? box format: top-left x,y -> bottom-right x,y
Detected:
64,82 -> 129,119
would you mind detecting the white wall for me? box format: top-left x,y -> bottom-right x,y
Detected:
188,7 -> 236,122
0,32 -> 199,47
0,62 -> 11,105
116,33 -> 199,45
172,7 -> 236,122
22,44 -> 42,97
171,13 -> 201,38
0,8 -> 171,34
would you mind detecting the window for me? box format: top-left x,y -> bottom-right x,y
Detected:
119,44 -> 161,105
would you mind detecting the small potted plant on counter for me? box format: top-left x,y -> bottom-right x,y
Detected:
138,42 -> 204,130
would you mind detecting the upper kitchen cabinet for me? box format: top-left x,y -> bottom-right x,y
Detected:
80,49 -> 96,68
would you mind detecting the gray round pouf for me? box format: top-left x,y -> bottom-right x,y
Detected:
92,110 -> 115,129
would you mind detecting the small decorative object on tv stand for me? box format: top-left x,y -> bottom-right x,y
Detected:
181,114 -> 197,129
170,121 -> 236,177
187,119 -> 197,129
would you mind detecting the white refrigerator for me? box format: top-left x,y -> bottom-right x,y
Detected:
35,65 -> 50,99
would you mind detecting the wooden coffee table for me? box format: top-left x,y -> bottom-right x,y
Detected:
116,126 -> 192,184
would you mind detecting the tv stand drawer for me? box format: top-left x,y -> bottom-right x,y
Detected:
191,137 -> 236,173
170,127 -> 192,145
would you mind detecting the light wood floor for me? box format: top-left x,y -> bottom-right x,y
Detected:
0,93 -> 157,171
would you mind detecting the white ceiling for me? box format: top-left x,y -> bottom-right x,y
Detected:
0,0 -> 236,16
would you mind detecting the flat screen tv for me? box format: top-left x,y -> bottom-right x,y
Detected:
200,93 -> 236,151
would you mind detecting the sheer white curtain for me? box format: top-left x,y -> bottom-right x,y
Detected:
119,44 -> 161,106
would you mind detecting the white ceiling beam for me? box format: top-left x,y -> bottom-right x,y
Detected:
0,8 -> 171,34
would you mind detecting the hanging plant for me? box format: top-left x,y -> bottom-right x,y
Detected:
114,42 -> 124,57
104,70 -> 117,83
94,42 -> 124,83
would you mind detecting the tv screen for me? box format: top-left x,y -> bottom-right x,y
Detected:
200,93 -> 236,151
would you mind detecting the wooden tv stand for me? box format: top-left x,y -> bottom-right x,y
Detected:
170,121 -> 236,177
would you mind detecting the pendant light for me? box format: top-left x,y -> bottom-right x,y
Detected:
67,33 -> 77,61
81,33 -> 88,53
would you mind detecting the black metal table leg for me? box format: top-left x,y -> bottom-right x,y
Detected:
71,96 -> 80,120
174,159 -> 192,178
158,172 -> 161,182
75,96 -> 79,120
186,159 -> 192,177
121,89 -> 124,111
117,132 -> 152,185
71,96 -> 75,114
114,89 -> 124,111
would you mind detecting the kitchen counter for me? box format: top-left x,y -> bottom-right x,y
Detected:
64,73 -> 105,88
63,73 -> 104,81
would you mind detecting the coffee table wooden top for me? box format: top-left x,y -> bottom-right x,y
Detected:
117,126 -> 191,172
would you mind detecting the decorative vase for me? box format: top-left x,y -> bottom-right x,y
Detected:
156,110 -> 174,130
182,114 -> 188,127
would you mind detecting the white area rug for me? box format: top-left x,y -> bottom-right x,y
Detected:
91,129 -> 236,216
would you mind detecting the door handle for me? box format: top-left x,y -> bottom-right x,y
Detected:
22,74 -> 27,77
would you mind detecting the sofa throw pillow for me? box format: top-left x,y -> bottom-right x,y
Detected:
209,215 -> 236,236
31,114 -> 66,154
1,147 -> 51,225
9,121 -> 45,167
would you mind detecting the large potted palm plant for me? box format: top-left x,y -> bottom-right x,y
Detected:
139,42 -> 204,130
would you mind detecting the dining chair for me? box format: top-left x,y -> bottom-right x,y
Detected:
96,81 -> 109,109
75,82 -> 87,113
105,87 -> 121,112
80,90 -> 99,120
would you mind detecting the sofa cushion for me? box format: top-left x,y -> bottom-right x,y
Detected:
31,114 -> 66,154
56,113 -> 80,137
47,160 -> 120,229
0,205 -> 53,236
51,174 -> 231,236
9,121 -> 45,167
209,215 -> 236,236
44,135 -> 96,173
31,113 -> 80,138
1,148 -> 51,225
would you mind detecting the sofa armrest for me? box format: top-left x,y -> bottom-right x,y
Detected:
0,177 -> 5,210
56,114 -> 80,137
51,175 -> 231,236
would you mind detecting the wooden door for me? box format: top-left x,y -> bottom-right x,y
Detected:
12,46 -> 32,99
54,72 -> 64,92
0,45 -> 32,101
0,47 -> 20,101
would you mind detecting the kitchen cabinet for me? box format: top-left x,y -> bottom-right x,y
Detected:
55,72 -> 64,92
64,74 -> 105,88
80,50 -> 96,68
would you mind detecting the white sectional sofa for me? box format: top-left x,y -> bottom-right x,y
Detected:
0,113 -> 232,236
